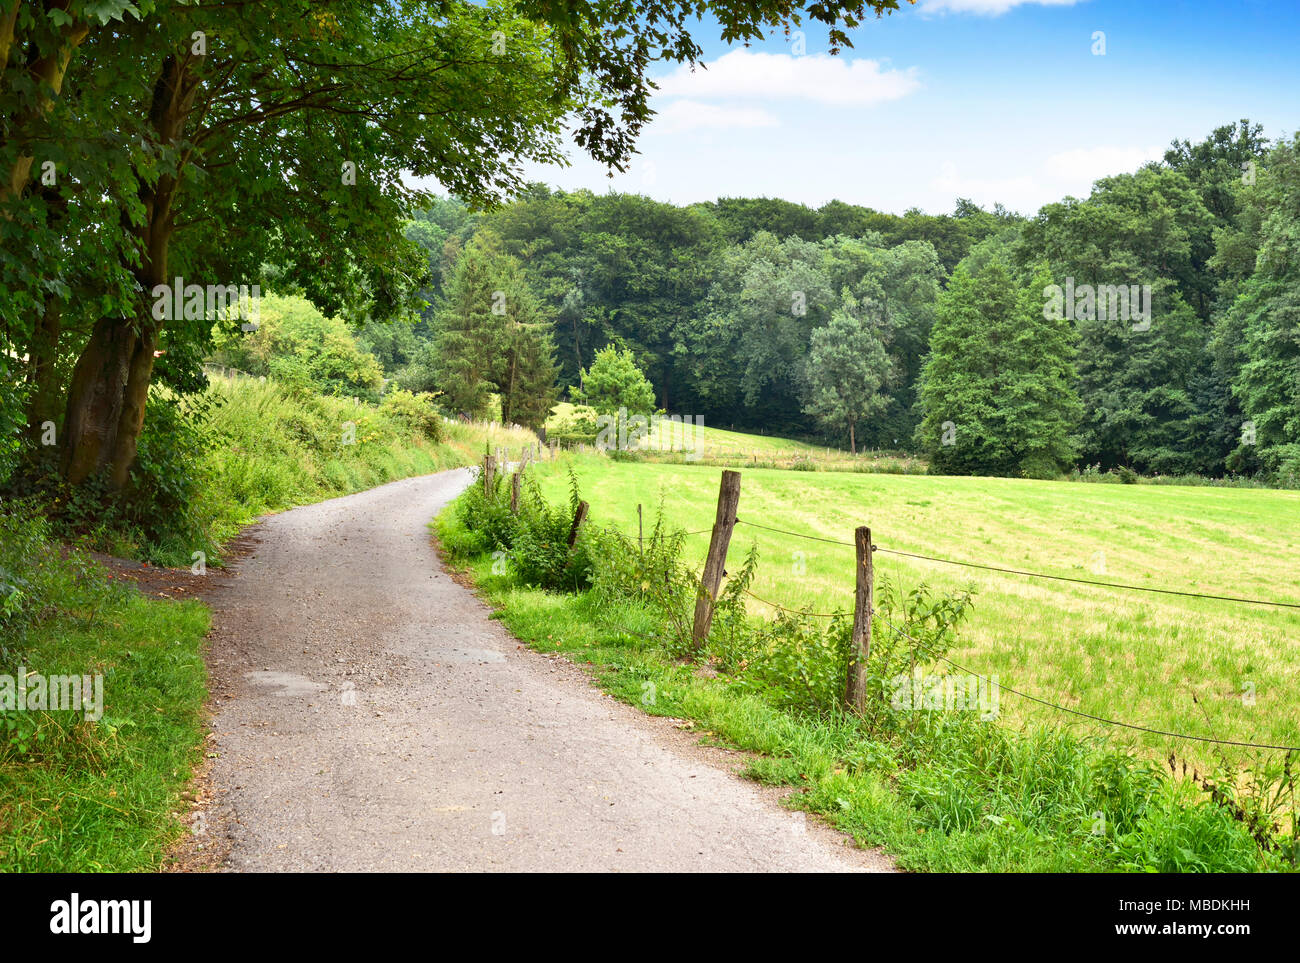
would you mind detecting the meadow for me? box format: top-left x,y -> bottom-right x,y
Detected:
522,453 -> 1300,767
545,402 -> 926,474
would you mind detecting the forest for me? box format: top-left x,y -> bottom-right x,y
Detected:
374,119 -> 1297,482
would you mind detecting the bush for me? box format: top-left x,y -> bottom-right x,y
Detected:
452,467 -> 594,592
380,389 -> 445,443
586,498 -> 697,648
509,472 -> 594,591
211,292 -> 384,401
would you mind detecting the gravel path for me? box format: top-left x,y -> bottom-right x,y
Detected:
203,469 -> 892,872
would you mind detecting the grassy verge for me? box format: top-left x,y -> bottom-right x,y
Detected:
0,514 -> 209,871
436,469 -> 1296,872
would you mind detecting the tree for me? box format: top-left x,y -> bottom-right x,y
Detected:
572,346 -> 655,415
433,235 -> 511,418
821,235 -> 944,448
5,0 -> 908,494
803,295 -> 893,454
211,293 -> 384,400
1018,165 -> 1222,473
1214,134 -> 1300,479
917,261 -> 1081,478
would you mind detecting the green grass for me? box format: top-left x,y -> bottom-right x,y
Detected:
0,526 -> 210,871
545,402 -> 925,473
438,505 -> 1279,872
522,454 -> 1300,769
147,374 -> 538,565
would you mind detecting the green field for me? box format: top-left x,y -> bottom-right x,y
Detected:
526,454 -> 1300,765
544,402 -> 925,472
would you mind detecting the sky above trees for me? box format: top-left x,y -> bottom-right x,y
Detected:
410,0 -> 1300,214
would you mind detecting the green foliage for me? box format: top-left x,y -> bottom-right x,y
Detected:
586,497 -> 697,650
212,293 -> 384,401
508,472 -> 595,592
1214,135 -> 1300,482
1113,781 -> 1262,872
450,467 -> 593,592
432,231 -> 559,427
918,260 -> 1082,477
379,389 -> 446,442
572,345 -> 656,415
803,295 -> 894,453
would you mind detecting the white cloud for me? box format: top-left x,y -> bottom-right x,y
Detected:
918,0 -> 1083,15
650,99 -> 779,134
932,145 -> 1168,214
654,50 -> 920,107
1044,145 -> 1165,184
933,161 -> 1041,211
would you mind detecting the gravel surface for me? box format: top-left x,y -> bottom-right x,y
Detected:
203,469 -> 893,872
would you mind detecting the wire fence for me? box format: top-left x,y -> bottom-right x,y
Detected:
733,516 -> 1300,611
645,503 -> 1299,753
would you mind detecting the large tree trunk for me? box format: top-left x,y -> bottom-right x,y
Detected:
60,53 -> 194,489
61,315 -> 137,484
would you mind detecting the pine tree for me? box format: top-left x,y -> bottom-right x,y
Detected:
917,260 -> 1081,477
433,235 -> 506,417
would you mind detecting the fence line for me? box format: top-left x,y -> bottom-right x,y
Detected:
623,476 -> 1300,751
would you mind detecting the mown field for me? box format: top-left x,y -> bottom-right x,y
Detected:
544,402 -> 926,473
525,453 -> 1300,766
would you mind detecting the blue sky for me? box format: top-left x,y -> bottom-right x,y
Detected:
512,0 -> 1300,215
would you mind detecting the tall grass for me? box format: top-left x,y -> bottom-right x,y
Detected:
148,374 -> 537,565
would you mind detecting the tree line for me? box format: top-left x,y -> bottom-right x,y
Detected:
388,120 -> 1297,481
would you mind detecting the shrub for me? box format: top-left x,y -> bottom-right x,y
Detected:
380,389 -> 445,443
509,471 -> 594,591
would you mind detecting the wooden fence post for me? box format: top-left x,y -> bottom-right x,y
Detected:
510,471 -> 521,512
691,470 -> 742,650
483,454 -> 496,494
567,500 -> 589,549
845,525 -> 874,712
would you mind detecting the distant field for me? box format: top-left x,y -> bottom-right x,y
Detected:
526,454 -> 1300,764
544,403 -> 925,472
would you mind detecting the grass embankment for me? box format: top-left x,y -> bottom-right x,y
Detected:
0,375 -> 535,871
148,374 -> 537,565
0,514 -> 209,871
438,454 -> 1297,872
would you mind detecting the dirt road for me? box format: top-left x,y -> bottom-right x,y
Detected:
202,469 -> 891,872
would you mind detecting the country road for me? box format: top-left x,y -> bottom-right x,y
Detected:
202,469 -> 891,872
